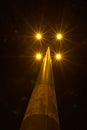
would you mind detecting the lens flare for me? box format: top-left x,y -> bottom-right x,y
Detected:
36,53 -> 42,60
36,33 -> 42,40
55,53 -> 62,60
56,33 -> 63,40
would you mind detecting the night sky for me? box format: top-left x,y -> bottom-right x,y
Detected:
0,0 -> 87,130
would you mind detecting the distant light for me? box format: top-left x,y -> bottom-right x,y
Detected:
56,33 -> 63,40
55,53 -> 62,60
36,33 -> 42,40
36,53 -> 42,60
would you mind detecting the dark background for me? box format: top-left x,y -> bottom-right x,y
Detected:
0,0 -> 87,130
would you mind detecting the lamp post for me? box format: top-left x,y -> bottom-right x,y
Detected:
20,32 -> 63,130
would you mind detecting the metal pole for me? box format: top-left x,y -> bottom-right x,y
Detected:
20,47 -> 60,130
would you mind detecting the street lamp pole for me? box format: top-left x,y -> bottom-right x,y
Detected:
20,32 -> 63,130
20,47 -> 60,130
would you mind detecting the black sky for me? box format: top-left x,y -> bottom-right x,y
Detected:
0,0 -> 87,130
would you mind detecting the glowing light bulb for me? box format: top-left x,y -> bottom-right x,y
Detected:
36,33 -> 42,40
55,53 -> 62,60
56,33 -> 63,40
36,53 -> 42,60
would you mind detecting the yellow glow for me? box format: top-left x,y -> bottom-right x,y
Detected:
36,53 -> 42,60
55,53 -> 62,60
36,33 -> 42,40
56,33 -> 63,40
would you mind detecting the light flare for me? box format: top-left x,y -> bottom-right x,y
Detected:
56,33 -> 63,40
36,53 -> 42,60
36,33 -> 42,40
55,53 -> 62,60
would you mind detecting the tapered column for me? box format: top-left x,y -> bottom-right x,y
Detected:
20,47 -> 60,130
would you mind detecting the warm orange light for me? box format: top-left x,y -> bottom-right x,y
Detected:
36,33 -> 42,40
55,53 -> 62,60
56,33 -> 63,40
36,53 -> 42,60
